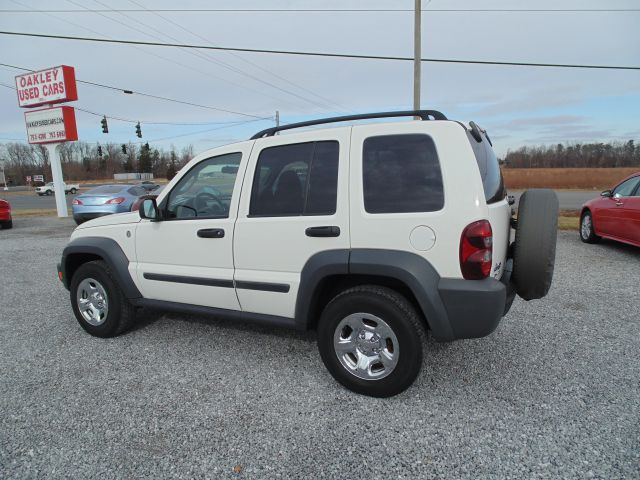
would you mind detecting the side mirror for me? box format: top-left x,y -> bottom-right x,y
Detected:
600,190 -> 612,198
139,198 -> 160,221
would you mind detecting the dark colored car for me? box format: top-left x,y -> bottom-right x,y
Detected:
72,184 -> 148,225
130,186 -> 164,212
0,198 -> 12,229
580,172 -> 640,247
136,181 -> 161,192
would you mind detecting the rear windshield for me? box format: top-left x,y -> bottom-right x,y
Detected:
86,185 -> 125,195
466,131 -> 506,204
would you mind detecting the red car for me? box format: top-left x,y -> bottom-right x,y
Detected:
580,172 -> 640,247
0,198 -> 12,229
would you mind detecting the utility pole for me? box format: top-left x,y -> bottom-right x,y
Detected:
275,110 -> 280,127
413,0 -> 421,116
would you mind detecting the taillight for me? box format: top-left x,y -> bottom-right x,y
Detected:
105,197 -> 125,205
72,198 -> 83,205
460,220 -> 493,280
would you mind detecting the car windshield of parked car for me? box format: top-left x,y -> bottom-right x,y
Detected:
613,176 -> 640,197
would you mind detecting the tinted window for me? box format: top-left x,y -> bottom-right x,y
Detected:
165,152 -> 241,219
362,134 -> 444,214
88,185 -> 125,194
127,186 -> 146,196
613,176 -> 640,197
250,141 -> 339,216
467,131 -> 506,204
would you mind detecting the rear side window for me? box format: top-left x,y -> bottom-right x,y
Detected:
250,141 -> 339,217
466,131 -> 506,204
362,134 -> 444,214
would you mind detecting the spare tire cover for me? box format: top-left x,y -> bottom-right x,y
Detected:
512,189 -> 559,301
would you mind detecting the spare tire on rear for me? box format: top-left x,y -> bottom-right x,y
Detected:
512,189 -> 559,301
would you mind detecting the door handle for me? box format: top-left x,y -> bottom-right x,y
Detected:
197,228 -> 225,239
615,201 -> 624,207
305,226 -> 340,237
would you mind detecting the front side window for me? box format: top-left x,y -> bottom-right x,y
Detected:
250,141 -> 339,217
613,176 -> 640,197
165,152 -> 241,219
363,134 -> 444,214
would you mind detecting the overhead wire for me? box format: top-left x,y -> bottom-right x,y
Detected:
0,62 -> 271,118
1,31 -> 638,71
125,0 -> 350,113
1,8 -> 638,13
109,0 -> 347,112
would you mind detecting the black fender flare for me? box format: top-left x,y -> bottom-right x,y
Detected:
60,236 -> 141,299
295,249 -> 454,340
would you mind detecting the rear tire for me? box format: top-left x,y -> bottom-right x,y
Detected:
70,188 -> 77,194
317,285 -> 426,398
512,189 -> 559,301
1,220 -> 12,229
70,260 -> 136,337
580,210 -> 600,244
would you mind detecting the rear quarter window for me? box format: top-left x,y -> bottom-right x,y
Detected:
466,131 -> 506,204
362,134 -> 444,214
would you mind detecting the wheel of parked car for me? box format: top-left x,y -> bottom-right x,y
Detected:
70,188 -> 77,194
46,190 -> 52,196
0,220 -> 12,229
579,210 -> 600,244
512,189 -> 559,301
317,285 -> 426,398
69,260 -> 136,338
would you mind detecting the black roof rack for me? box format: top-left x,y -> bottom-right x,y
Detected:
250,110 -> 447,139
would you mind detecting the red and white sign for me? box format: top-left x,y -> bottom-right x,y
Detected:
33,175 -> 44,182
24,106 -> 78,144
15,65 -> 78,108
26,176 -> 32,182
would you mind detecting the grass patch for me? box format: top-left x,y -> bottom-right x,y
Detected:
558,216 -> 579,231
12,208 -> 71,217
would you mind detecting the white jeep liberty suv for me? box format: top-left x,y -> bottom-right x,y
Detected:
58,111 -> 558,397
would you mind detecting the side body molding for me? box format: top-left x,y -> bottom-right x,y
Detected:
60,236 -> 142,299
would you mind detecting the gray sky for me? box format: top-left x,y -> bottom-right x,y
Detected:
1,0 -> 639,156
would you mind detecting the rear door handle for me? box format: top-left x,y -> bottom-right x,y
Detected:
615,202 -> 624,207
305,226 -> 340,237
197,228 -> 225,239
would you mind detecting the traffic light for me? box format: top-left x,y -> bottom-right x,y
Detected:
121,144 -> 127,154
97,145 -> 103,157
135,122 -> 142,138
101,116 -> 109,134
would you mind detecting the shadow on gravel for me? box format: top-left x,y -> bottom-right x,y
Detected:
130,306 -> 317,343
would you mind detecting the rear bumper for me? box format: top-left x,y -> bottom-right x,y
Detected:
73,212 -> 112,223
437,261 -> 516,340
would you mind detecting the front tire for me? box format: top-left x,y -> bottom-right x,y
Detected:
70,188 -> 77,194
317,285 -> 426,398
580,210 -> 600,244
70,260 -> 136,337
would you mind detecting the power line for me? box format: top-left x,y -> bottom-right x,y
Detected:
82,0 -> 340,112
0,8 -> 638,12
1,31 -> 639,71
125,0 -> 349,113
0,62 -> 271,118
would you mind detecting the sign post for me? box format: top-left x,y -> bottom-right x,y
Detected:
15,65 -> 79,218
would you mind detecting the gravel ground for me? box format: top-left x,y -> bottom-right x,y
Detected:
0,217 -> 638,479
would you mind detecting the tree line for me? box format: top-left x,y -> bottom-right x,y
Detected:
0,141 -> 194,185
503,140 -> 640,168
